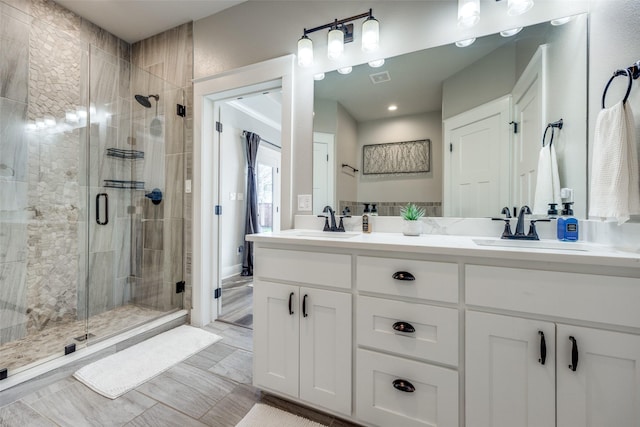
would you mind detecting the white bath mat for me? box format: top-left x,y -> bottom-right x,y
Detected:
74,325 -> 221,399
236,403 -> 327,427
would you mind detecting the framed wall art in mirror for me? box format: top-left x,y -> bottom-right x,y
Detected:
362,139 -> 430,175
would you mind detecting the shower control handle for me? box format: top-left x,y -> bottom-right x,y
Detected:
96,193 -> 108,225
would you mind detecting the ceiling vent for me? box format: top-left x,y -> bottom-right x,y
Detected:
369,71 -> 391,84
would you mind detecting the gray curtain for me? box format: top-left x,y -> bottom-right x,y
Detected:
241,132 -> 261,276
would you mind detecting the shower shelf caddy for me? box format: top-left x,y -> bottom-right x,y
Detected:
106,148 -> 145,160
103,179 -> 145,189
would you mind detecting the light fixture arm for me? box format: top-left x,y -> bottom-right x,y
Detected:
302,9 -> 373,36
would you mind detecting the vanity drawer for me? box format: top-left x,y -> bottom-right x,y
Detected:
357,256 -> 458,303
466,265 -> 640,328
255,247 -> 351,289
356,348 -> 458,427
357,296 -> 458,365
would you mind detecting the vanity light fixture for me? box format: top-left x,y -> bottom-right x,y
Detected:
500,27 -> 523,37
297,9 -> 379,67
337,66 -> 353,75
458,0 -> 480,29
313,73 -> 326,81
455,38 -> 476,47
551,16 -> 572,26
368,59 -> 385,68
507,0 -> 534,16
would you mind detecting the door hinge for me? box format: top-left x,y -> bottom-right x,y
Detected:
175,280 -> 185,294
214,288 -> 222,299
450,143 -> 453,152
327,154 -> 329,161
215,121 -> 223,133
509,121 -> 518,134
177,104 -> 186,117
215,205 -> 222,215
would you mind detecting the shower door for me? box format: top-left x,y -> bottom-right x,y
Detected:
84,45 -> 185,343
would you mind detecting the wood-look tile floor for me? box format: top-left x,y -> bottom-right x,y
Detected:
0,321 -> 362,427
219,275 -> 253,328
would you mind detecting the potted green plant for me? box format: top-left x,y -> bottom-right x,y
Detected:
400,203 -> 425,236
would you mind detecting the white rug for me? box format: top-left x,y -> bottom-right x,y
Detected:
74,325 -> 221,399
236,403 -> 327,427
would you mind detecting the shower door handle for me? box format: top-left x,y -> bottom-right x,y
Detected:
96,193 -> 109,225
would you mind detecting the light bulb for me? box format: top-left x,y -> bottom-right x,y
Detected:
362,17 -> 379,52
458,0 -> 480,29
313,73 -> 325,81
455,38 -> 476,47
368,59 -> 385,68
337,66 -> 352,75
388,105 -> 398,111
297,35 -> 313,67
507,0 -> 534,16
327,28 -> 344,60
551,16 -> 572,26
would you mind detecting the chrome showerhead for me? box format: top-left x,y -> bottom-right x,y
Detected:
134,94 -> 159,108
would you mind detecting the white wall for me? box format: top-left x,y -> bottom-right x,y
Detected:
357,112 -> 442,203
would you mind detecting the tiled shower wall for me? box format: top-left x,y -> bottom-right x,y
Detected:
131,23 -> 193,312
0,0 -> 191,346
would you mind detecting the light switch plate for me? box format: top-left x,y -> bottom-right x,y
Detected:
229,192 -> 236,201
298,194 -> 312,211
237,193 -> 244,201
184,180 -> 192,193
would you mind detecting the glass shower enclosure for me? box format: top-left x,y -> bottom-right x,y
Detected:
0,43 -> 184,379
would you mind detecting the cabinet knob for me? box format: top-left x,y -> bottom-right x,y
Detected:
392,321 -> 416,333
392,271 -> 415,281
538,331 -> 547,365
392,379 -> 416,393
568,336 -> 579,371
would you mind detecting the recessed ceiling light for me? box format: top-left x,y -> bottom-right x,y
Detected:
388,105 -> 398,111
368,59 -> 385,68
337,66 -> 353,75
500,27 -> 523,37
550,16 -> 572,26
313,73 -> 325,81
455,38 -> 476,47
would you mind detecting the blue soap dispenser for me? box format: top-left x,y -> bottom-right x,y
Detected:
557,202 -> 578,241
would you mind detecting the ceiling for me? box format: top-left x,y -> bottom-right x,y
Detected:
53,0 -> 246,43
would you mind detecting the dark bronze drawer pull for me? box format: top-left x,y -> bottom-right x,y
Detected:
392,379 -> 415,393
392,271 -> 415,281
392,321 -> 416,333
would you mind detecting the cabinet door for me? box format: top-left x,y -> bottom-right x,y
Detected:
299,287 -> 352,416
253,281 -> 299,397
557,325 -> 640,427
466,311 -> 555,427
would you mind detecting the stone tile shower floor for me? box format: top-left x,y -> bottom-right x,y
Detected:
0,322 -> 362,427
1,305 -> 166,373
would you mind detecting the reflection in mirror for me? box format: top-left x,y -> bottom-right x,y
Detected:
313,14 -> 587,218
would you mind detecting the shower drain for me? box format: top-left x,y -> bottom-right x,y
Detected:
74,333 -> 96,342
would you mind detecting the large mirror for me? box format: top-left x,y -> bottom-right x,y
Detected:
313,14 -> 587,218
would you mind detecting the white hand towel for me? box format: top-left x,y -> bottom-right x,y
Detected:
533,143 -> 562,215
589,101 -> 640,224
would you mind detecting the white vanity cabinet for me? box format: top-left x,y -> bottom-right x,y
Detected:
466,265 -> 640,427
355,255 -> 460,427
253,248 -> 352,416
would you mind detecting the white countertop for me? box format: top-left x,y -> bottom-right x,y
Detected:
247,229 -> 640,270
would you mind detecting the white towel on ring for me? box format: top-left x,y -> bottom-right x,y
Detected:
589,101 -> 640,224
533,143 -> 561,215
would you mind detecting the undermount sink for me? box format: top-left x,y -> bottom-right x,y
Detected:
293,231 -> 360,239
473,238 -> 591,252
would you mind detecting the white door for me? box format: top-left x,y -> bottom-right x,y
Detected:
299,287 -> 351,415
466,311 -> 555,427
557,325 -> 640,427
512,46 -> 546,210
443,97 -> 511,217
256,144 -> 281,233
313,132 -> 335,215
253,281 -> 299,397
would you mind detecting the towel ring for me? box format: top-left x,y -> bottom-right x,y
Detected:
602,68 -> 633,109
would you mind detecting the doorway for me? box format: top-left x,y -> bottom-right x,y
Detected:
215,87 -> 283,328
